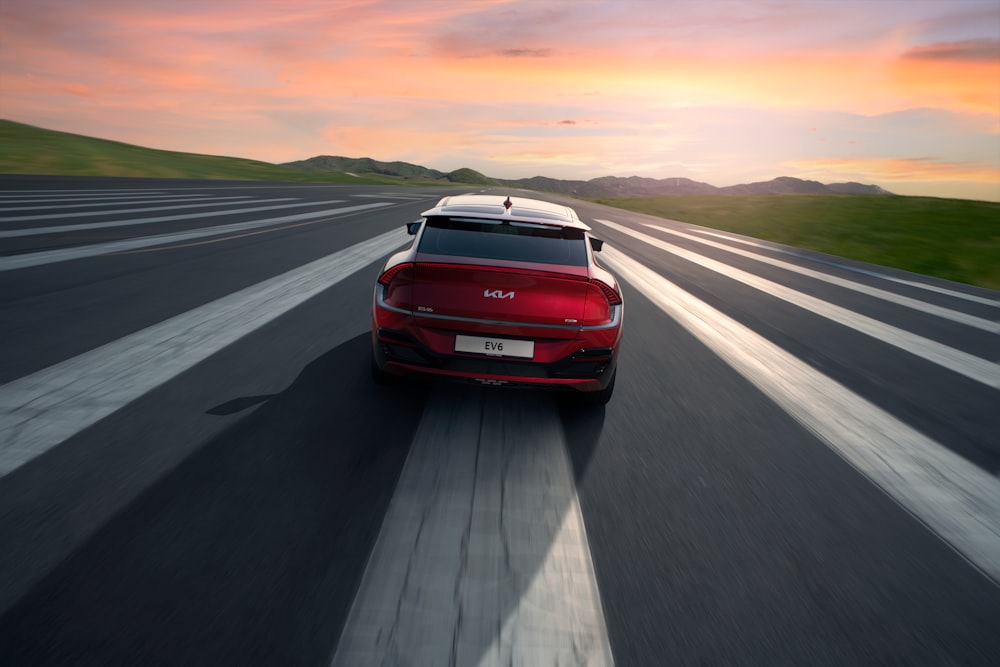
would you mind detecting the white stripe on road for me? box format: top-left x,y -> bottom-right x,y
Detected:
0,189 -> 166,196
640,223 -> 999,334
0,195 -> 249,212
0,227 -> 410,477
596,219 -> 1000,388
0,202 -> 392,271
601,244 -> 1000,584
331,390 -> 613,667
0,193 -> 179,203
691,228 -> 1000,308
353,194 -> 429,200
0,197 -> 306,227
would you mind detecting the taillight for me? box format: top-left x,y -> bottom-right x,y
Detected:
590,279 -> 622,306
583,279 -> 621,324
378,262 -> 414,286
377,262 -> 415,309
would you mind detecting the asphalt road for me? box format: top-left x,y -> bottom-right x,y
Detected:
0,175 -> 998,665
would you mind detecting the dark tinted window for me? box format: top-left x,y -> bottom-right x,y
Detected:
418,216 -> 588,266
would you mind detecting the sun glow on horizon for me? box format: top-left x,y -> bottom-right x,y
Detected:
1,0 -> 998,200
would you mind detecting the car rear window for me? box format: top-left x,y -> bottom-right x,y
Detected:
418,216 -> 588,266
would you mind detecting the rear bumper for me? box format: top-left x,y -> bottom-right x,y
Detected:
372,326 -> 618,393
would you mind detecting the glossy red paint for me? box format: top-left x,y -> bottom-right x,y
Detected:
412,263 -> 591,326
371,195 -> 623,402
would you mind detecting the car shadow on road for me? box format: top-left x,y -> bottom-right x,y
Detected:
558,396 -> 606,483
0,331 -> 612,666
327,376 -> 610,664
0,333 -> 428,666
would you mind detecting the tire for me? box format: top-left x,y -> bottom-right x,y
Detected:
579,370 -> 615,406
371,348 -> 397,386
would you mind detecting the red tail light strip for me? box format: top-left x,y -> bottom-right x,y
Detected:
377,262 -> 414,286
376,287 -> 622,331
590,279 -> 622,305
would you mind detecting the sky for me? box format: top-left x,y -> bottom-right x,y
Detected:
1,0 -> 998,201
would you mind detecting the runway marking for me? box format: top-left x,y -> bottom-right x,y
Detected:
353,193 -> 430,200
0,197 -> 309,228
0,202 -> 392,271
0,189 -> 167,196
600,244 -> 1000,584
690,227 -> 1000,308
0,227 -> 410,477
105,215 -> 357,254
0,195 -> 248,212
639,223 -> 998,334
331,390 -> 613,666
595,219 -> 1000,388
0,193 -> 181,203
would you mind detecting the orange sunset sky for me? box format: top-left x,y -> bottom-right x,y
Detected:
1,0 -> 998,201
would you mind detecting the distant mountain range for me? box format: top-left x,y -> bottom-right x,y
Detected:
282,155 -> 893,197
0,117 -> 892,197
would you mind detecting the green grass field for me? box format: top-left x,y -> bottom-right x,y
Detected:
0,119 -> 401,184
3,119 -> 997,289
590,195 -> 1000,290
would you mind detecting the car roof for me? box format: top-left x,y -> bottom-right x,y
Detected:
421,194 -> 591,231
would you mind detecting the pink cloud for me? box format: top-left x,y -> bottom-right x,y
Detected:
902,39 -> 1000,62
787,156 -> 1000,183
0,0 -> 997,200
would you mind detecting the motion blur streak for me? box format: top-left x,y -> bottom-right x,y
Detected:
601,244 -> 1000,584
641,223 -> 999,333
0,227 -> 409,477
596,219 -> 1000,388
0,194 -> 246,211
0,202 -> 393,271
692,228 -> 1000,308
332,390 -> 612,666
0,190 -> 175,200
0,198 -> 334,233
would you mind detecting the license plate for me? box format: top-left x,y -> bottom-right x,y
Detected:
455,335 -> 534,359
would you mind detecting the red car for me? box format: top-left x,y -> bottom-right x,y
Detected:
371,194 -> 623,404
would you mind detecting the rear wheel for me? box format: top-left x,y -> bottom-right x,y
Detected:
371,348 -> 397,386
578,371 -> 615,406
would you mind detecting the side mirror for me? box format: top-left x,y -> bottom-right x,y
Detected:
589,237 -> 604,252
406,221 -> 422,235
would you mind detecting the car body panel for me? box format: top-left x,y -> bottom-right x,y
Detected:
411,262 -> 592,327
371,195 -> 623,397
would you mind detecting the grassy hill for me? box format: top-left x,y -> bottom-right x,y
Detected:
0,120 -> 401,184
283,155 -> 496,185
282,155 -> 446,180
